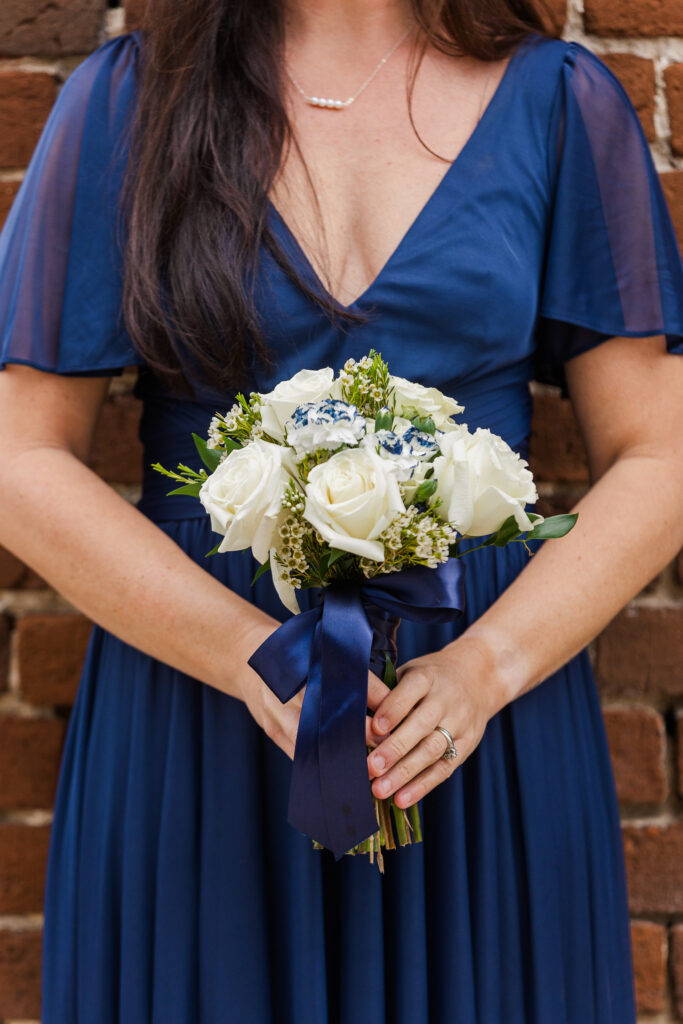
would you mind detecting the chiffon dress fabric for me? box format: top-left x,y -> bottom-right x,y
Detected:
2,26 -> 683,1024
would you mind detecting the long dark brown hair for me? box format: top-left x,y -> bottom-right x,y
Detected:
119,0 -> 560,396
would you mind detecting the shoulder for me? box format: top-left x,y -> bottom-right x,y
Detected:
515,34 -> 633,111
52,30 -> 142,129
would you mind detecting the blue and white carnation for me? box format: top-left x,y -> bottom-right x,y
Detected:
285,398 -> 366,454
362,425 -> 439,481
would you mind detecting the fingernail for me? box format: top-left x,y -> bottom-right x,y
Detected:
374,716 -> 388,732
376,778 -> 391,795
372,754 -> 385,771
398,790 -> 411,806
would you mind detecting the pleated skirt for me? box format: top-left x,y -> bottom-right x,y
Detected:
41,514 -> 637,1023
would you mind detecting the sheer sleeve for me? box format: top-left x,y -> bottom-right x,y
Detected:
0,31 -> 145,376
534,40 -> 683,396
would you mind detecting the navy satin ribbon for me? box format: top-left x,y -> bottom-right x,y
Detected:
247,560 -> 466,860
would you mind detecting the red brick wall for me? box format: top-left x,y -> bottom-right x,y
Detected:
0,1 -> 682,1020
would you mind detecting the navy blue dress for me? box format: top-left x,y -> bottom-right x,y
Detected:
2,28 -> 683,1024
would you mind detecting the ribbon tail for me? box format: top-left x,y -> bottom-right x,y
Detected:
318,589 -> 378,860
247,607 -> 320,702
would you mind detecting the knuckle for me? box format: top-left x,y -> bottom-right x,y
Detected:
389,736 -> 409,761
426,731 -> 447,759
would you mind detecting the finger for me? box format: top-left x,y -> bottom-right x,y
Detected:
367,671 -> 391,711
392,753 -> 460,809
371,667 -> 431,736
370,724 -> 452,799
367,697 -> 442,778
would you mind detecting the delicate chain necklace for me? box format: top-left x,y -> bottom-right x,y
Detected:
285,26 -> 412,110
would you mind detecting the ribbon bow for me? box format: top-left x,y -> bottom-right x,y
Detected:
248,560 -> 466,860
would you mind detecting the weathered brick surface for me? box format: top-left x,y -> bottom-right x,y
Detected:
585,0 -> 683,37
0,0 -> 107,57
528,392 -> 588,484
0,824 -> 50,914
631,920 -> 667,1014
124,0 -> 146,31
602,53 -> 656,142
665,63 -> 683,158
595,607 -> 683,698
0,72 -> 56,170
0,929 -> 42,1019
672,925 -> 683,1020
0,717 -> 67,810
0,614 -> 9,693
89,394 -> 143,485
17,614 -> 92,706
603,706 -> 667,804
661,171 -> 683,253
0,178 -> 20,228
623,822 -> 683,914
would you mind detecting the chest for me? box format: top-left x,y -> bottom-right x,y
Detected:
269,49 -> 514,309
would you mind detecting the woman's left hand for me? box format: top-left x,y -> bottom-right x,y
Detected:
366,637 -> 508,809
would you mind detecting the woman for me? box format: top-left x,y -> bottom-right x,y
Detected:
1,0 -> 682,1019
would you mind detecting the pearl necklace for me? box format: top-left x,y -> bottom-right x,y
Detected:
285,27 -> 412,110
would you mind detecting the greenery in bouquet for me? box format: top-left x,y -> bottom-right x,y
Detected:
153,351 -> 576,869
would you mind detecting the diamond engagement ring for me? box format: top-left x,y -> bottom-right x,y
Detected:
435,726 -> 458,761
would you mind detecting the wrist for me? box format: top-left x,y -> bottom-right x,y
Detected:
441,623 -> 531,718
204,608 -> 277,701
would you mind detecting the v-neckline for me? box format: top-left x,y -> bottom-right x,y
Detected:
268,35 -> 529,311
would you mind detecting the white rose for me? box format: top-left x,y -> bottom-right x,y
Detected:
268,545 -> 300,615
433,427 -> 540,537
389,375 -> 465,428
259,367 -> 335,441
199,440 -> 294,562
303,446 -> 405,561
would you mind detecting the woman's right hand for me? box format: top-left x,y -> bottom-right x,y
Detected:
238,658 -> 393,763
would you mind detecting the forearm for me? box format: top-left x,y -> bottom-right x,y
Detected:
0,445 -> 276,699
454,449 -> 683,712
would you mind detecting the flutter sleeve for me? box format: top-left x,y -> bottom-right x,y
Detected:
534,40 -> 683,396
0,31 -> 145,376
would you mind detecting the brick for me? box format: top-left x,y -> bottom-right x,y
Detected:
623,821 -> 683,914
529,391 -> 588,483
585,0 -> 683,37
0,178 -> 19,228
0,72 -> 55,171
630,920 -> 666,1014
89,393 -> 143,485
603,706 -> 667,804
667,64 -> 683,158
672,925 -> 683,1020
0,823 -> 50,914
537,0 -> 567,33
595,607 -> 683,697
601,54 -> 656,142
0,0 -> 107,57
677,711 -> 683,800
0,928 -> 41,1019
0,614 -> 9,693
0,717 -> 66,810
17,614 -> 91,706
661,171 -> 683,253
535,487 -> 585,519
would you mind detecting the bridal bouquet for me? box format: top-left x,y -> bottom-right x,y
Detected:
153,351 -> 576,871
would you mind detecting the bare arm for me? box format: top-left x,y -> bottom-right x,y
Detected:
365,334 -> 683,807
0,365 -> 388,758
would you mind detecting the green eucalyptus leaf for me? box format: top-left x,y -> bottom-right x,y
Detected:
251,558 -> 272,584
166,482 -> 202,497
526,513 -> 578,540
492,514 -> 522,547
192,432 -> 222,472
383,653 -> 398,689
